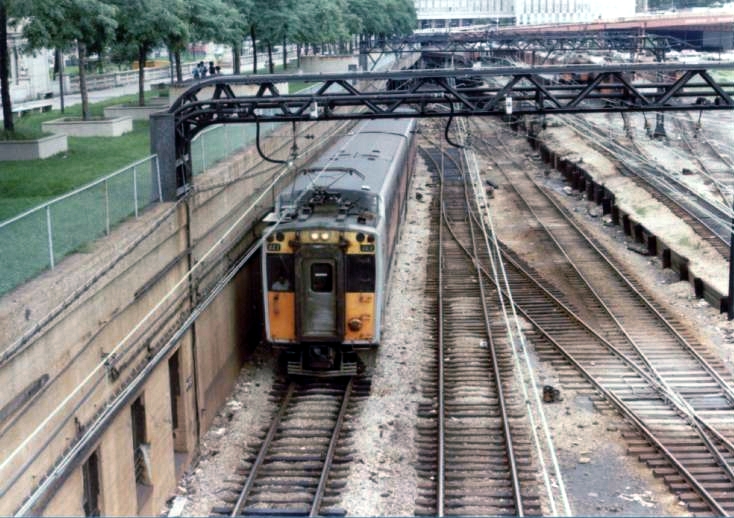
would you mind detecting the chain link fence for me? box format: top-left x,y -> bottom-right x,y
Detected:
0,74 -> 391,297
190,121 -> 279,175
0,121 -> 281,297
0,156 -> 161,296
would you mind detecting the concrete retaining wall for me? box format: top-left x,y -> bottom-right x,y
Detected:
299,55 -> 359,74
0,112 -> 349,515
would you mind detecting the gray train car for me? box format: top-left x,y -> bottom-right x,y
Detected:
262,117 -> 417,375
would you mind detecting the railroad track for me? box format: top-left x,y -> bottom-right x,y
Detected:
670,112 -> 734,208
415,143 -> 542,516
468,117 -> 734,514
212,377 -> 370,516
560,114 -> 731,259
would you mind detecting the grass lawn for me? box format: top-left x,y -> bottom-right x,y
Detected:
0,93 -> 156,222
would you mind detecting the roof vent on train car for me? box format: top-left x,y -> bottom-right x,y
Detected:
357,211 -> 375,224
298,206 -> 312,221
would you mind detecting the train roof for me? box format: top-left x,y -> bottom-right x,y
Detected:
275,118 -> 415,227
298,118 -> 415,192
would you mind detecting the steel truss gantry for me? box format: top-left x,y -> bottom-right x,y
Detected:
149,62 -> 734,200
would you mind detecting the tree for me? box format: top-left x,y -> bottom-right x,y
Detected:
346,0 -> 415,48
221,0 -> 252,75
168,0 -> 240,82
385,0 -> 417,36
1,0 -> 25,132
22,0 -> 118,121
293,0 -> 349,60
248,0 -> 297,74
109,0 -> 185,106
160,0 -> 189,83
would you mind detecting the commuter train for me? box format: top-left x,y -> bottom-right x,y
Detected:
262,117 -> 417,376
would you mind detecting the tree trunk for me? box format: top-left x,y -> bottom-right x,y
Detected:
232,42 -> 241,75
138,45 -> 146,106
56,48 -> 65,113
250,26 -> 257,74
297,43 -> 301,68
174,49 -> 182,82
78,42 -> 91,120
0,3 -> 14,132
267,43 -> 274,74
282,34 -> 287,70
168,48 -> 173,83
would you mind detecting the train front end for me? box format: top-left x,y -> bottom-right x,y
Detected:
263,187 -> 382,376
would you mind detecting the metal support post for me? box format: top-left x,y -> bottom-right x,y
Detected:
133,166 -> 139,218
105,180 -> 110,235
729,207 -> 734,320
149,112 -> 178,201
46,206 -> 54,269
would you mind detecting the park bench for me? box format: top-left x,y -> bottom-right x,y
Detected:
11,99 -> 54,119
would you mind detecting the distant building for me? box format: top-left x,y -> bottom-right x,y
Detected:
414,0 -> 516,30
413,0 -> 638,28
5,24 -> 54,103
515,0 -> 637,25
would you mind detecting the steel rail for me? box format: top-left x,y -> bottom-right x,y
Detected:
436,142 -> 447,517
309,378 -> 353,517
230,382 -> 297,516
490,248 -> 730,516
461,124 -> 733,513
563,116 -> 731,248
522,117 -> 734,405
482,122 -> 734,486
434,143 -> 526,515
668,114 -> 732,207
460,157 -> 525,515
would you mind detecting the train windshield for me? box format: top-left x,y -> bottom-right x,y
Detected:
267,254 -> 294,292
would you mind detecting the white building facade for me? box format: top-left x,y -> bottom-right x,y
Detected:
414,0 -> 638,28
6,27 -> 54,103
414,0 -> 516,29
515,0 -> 636,25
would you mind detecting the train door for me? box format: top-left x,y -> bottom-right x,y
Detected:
296,249 -> 343,341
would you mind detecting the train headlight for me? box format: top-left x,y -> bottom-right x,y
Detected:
310,231 -> 319,241
320,232 -> 330,240
348,318 -> 362,331
356,232 -> 365,242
